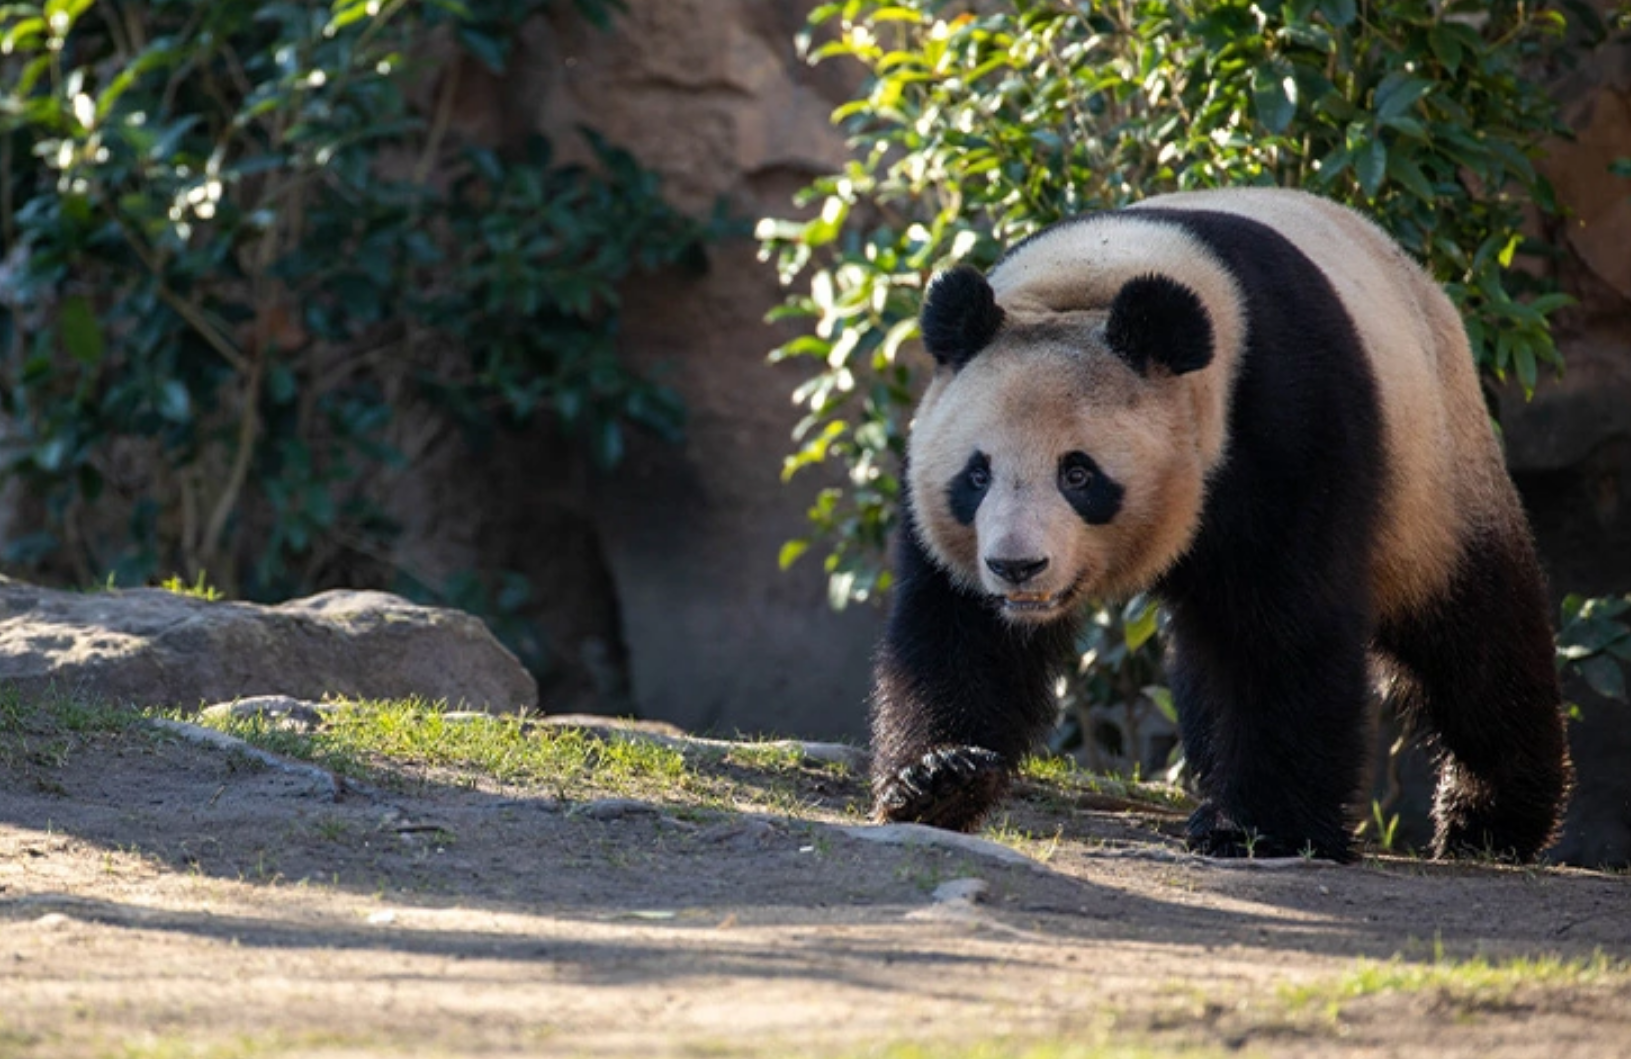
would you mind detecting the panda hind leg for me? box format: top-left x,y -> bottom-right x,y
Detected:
1377,529 -> 1573,862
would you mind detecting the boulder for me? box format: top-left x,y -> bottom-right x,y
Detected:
0,578 -> 536,711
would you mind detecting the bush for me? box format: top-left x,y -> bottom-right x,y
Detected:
0,0 -> 717,626
761,0 -> 1624,771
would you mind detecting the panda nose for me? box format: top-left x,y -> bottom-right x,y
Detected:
985,556 -> 1049,586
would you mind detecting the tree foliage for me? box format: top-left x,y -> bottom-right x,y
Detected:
0,0 -> 716,631
761,0 -> 1626,769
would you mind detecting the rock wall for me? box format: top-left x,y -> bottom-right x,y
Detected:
1519,12 -> 1631,865
501,0 -> 880,738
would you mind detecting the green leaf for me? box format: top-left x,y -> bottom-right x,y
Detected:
1514,341 -> 1537,394
1251,60 -> 1298,134
1354,136 -> 1387,196
1497,231 -> 1523,268
1316,0 -> 1357,26
1579,654 -> 1628,702
1144,685 -> 1176,723
1429,24 -> 1464,72
1375,74 -> 1433,122
1123,598 -> 1159,651
778,539 -> 810,570
58,295 -> 104,365
1385,152 -> 1434,201
157,380 -> 191,423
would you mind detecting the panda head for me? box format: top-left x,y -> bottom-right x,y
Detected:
907,264 -> 1216,623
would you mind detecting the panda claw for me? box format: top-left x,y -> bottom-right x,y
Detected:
874,745 -> 1009,832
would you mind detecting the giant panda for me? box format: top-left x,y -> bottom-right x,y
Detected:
870,187 -> 1573,863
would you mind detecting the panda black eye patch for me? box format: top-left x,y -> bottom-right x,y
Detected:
947,451 -> 991,526
1058,451 -> 1123,525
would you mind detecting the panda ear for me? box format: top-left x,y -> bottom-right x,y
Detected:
920,265 -> 1005,371
1104,274 -> 1213,376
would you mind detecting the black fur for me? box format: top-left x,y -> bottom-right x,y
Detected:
920,265 -> 1005,371
1058,451 -> 1123,526
870,480 -> 1079,830
1138,207 -> 1386,862
1104,273 -> 1213,376
875,746 -> 1009,830
946,450 -> 990,526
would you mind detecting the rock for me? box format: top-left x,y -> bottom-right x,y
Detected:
200,696 -> 332,729
146,718 -> 346,801
0,578 -> 536,711
537,713 -> 871,772
839,822 -> 1042,870
696,817 -> 778,848
927,878 -> 989,906
572,798 -> 660,821
1499,341 -> 1631,474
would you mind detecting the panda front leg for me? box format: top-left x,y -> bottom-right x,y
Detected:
869,508 -> 1078,832
1165,601 -> 1374,862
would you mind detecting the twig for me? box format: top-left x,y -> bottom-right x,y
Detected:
413,55 -> 463,194
198,349 -> 261,573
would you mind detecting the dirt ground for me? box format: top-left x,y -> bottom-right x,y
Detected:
2,718 -> 1629,1059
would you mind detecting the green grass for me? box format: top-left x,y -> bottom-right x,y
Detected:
721,739 -> 808,772
1018,754 -> 1192,812
156,571 -> 224,601
0,686 -> 146,777
0,686 -> 143,738
1280,950 -> 1630,1020
190,698 -> 872,819
197,698 -> 688,794
983,815 -> 1066,861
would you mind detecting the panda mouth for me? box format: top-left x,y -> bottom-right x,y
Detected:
1002,591 -> 1066,612
998,578 -> 1087,616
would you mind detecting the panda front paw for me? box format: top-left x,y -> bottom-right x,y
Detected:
873,745 -> 1009,833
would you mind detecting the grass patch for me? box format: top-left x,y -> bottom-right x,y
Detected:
192,698 -> 870,817
196,698 -> 687,795
156,571 -> 224,601
722,739 -> 808,772
1018,754 -> 1192,812
0,686 -> 143,739
983,816 -> 1066,862
0,686 -> 146,779
1280,949 -> 1630,1020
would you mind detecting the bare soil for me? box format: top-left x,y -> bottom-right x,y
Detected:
2,719 -> 1629,1059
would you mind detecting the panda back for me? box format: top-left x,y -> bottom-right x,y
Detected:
1131,189 -> 1504,616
